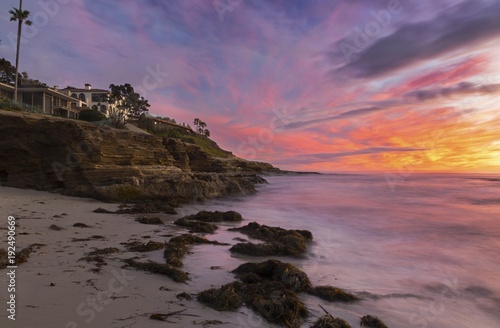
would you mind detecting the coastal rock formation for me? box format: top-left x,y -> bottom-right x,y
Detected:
228,222 -> 313,257
199,259 -> 360,328
0,111 -> 277,204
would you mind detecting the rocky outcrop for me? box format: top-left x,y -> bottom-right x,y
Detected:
0,111 -> 276,204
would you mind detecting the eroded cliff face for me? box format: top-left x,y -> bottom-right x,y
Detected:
0,111 -> 276,204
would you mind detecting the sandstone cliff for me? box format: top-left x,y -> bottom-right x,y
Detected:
0,111 -> 279,205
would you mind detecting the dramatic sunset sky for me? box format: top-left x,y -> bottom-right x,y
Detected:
1,0 -> 499,173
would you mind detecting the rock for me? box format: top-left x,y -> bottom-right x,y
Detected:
307,286 -> 358,302
229,222 -> 312,242
233,259 -> 312,293
124,258 -> 188,283
241,282 -> 308,328
197,282 -> 243,311
73,222 -> 92,228
49,224 -> 64,231
123,240 -> 165,252
116,200 -> 177,214
198,281 -> 308,328
93,207 -> 114,213
311,315 -> 352,328
229,222 -> 313,257
222,211 -> 243,221
229,235 -> 307,257
181,210 -> 243,222
135,217 -> 163,225
360,315 -> 388,328
173,218 -> 218,233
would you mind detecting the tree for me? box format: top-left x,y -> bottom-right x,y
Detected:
9,0 -> 32,102
0,58 -> 18,85
204,129 -> 211,137
197,121 -> 206,134
193,118 -> 210,136
20,71 -> 47,87
107,83 -> 150,127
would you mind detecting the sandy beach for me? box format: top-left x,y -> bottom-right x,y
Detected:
0,186 -> 268,328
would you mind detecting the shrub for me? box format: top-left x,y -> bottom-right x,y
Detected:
79,109 -> 106,122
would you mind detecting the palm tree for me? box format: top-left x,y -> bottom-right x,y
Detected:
9,0 -> 32,102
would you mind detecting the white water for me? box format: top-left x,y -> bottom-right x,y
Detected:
174,174 -> 500,327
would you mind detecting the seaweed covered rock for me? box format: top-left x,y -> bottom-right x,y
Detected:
174,217 -> 218,233
243,282 -> 308,328
124,258 -> 188,283
229,222 -> 312,257
230,234 -> 308,257
197,281 -> 307,328
307,286 -> 358,302
360,315 -> 388,328
229,222 -> 312,242
311,315 -> 352,328
123,240 -> 165,252
135,217 -> 163,225
181,210 -> 243,222
117,200 -> 177,214
94,201 -> 177,215
197,282 -> 243,311
233,259 -> 312,292
163,234 -> 229,267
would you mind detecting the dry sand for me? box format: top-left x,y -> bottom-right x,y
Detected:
0,186 -> 272,328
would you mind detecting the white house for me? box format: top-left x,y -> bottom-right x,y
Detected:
61,84 -> 115,115
0,81 -> 84,118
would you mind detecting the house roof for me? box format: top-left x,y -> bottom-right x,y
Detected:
61,88 -> 109,93
0,81 -> 15,91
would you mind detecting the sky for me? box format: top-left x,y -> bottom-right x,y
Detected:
1,0 -> 499,173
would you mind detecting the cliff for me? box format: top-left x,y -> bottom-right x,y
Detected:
0,110 -> 279,205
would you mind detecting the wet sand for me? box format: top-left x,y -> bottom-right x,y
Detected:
0,186 -> 268,328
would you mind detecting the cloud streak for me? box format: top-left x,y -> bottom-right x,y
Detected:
330,0 -> 500,79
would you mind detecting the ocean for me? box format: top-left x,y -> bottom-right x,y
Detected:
173,173 -> 500,327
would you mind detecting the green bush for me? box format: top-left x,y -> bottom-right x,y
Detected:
0,99 -> 42,113
79,109 -> 106,122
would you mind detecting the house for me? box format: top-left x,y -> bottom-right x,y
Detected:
61,84 -> 115,115
0,81 -> 14,100
0,81 -> 84,118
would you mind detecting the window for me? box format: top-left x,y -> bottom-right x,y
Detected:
79,93 -> 86,102
100,104 -> 107,112
33,92 -> 44,107
71,93 -> 78,99
92,93 -> 107,102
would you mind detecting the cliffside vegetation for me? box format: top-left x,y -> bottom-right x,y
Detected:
148,127 -> 232,158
